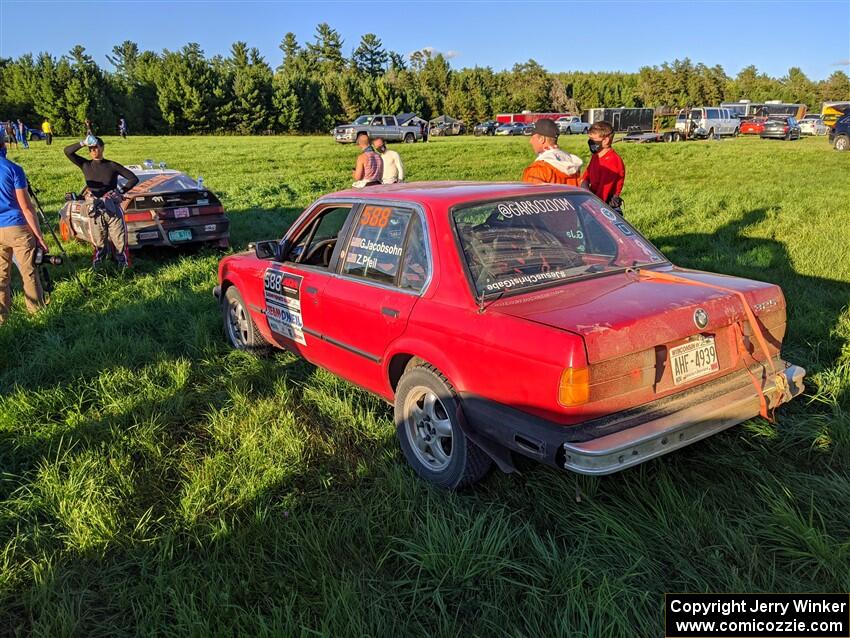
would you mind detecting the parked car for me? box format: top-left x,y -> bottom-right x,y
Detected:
675,107 -> 739,138
829,112 -> 850,151
59,163 -> 229,250
798,117 -> 828,136
215,182 -> 805,489
760,117 -> 801,140
473,121 -> 498,136
556,116 -> 589,135
739,117 -> 767,136
495,122 -> 526,136
334,115 -> 420,144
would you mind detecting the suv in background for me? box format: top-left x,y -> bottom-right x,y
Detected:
829,113 -> 850,151
556,116 -> 589,135
473,121 -> 498,136
676,107 -> 739,138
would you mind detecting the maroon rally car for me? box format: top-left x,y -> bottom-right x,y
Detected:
59,166 -> 229,250
214,182 -> 805,489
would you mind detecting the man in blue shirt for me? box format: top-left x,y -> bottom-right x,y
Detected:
0,157 -> 47,324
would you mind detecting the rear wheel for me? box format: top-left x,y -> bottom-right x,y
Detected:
404,133 -> 415,143
835,134 -> 849,151
223,286 -> 269,353
395,364 -> 492,489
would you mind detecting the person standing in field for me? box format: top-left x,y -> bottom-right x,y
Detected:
85,119 -> 94,135
16,120 -> 29,150
372,137 -> 405,184
581,120 -> 625,214
118,117 -> 128,139
65,135 -> 139,268
41,119 -> 53,146
521,119 -> 583,186
352,132 -> 383,188
0,154 -> 47,325
4,123 -> 17,150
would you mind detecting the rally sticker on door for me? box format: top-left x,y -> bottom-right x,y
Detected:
263,268 -> 306,345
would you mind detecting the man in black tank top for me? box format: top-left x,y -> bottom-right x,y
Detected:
65,136 -> 139,267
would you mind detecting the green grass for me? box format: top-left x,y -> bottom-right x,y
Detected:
1,134 -> 848,637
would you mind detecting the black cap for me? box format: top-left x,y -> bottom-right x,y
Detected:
531,119 -> 559,138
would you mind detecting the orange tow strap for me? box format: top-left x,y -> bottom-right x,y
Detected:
628,268 -> 789,421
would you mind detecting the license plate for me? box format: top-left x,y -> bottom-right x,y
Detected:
174,207 -> 190,218
168,229 -> 192,242
669,336 -> 719,386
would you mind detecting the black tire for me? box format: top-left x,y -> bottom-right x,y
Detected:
404,132 -> 415,143
394,364 -> 492,489
834,134 -> 849,151
223,286 -> 269,353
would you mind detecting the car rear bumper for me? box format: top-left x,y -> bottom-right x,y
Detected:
760,131 -> 791,138
128,216 -> 230,247
460,360 -> 805,476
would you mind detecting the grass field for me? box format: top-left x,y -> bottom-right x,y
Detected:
1,134 -> 848,637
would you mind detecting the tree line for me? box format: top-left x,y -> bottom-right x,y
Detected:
1,23 -> 848,136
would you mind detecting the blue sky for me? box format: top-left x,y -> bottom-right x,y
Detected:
1,0 -> 848,80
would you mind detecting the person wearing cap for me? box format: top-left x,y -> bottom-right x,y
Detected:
64,135 -> 139,268
521,119 -> 583,186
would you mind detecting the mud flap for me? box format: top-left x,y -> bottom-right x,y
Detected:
455,404 -> 516,474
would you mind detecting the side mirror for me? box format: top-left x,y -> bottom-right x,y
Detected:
254,239 -> 283,261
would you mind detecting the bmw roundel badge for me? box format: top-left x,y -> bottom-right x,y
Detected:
694,308 -> 709,329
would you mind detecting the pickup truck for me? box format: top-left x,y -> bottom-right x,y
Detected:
333,115 -> 421,144
556,116 -> 589,135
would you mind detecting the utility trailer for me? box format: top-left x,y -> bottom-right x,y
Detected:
582,108 -> 654,132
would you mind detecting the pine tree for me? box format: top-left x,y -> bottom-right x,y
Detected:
352,34 -> 388,77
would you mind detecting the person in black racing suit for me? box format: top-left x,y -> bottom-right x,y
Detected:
65,135 -> 139,267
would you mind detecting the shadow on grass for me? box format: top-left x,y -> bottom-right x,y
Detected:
653,207 -> 850,377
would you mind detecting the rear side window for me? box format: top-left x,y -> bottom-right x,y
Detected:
707,109 -> 719,119
399,214 -> 429,292
342,205 -> 420,287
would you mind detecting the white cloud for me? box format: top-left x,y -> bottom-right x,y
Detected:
408,46 -> 460,60
833,59 -> 849,66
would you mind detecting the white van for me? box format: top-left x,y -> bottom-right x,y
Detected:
675,107 -> 740,138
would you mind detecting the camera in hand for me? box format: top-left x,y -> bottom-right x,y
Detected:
34,248 -> 62,266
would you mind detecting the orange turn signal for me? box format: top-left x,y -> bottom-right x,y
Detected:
558,367 -> 590,407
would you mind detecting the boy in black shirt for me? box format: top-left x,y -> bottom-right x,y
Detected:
65,136 -> 139,267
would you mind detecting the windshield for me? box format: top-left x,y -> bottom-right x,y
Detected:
118,173 -> 199,191
453,193 -> 666,297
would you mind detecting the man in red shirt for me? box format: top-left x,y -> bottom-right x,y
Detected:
581,121 -> 626,215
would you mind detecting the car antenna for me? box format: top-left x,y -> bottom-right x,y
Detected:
478,288 -> 505,314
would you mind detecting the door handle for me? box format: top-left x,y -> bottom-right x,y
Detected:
305,286 -> 318,295
381,307 -> 400,318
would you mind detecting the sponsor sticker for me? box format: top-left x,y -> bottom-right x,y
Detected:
204,224 -> 216,232
615,222 -> 633,236
174,207 -> 190,218
496,197 -> 575,219
263,268 -> 306,345
197,198 -> 209,206
600,207 -> 617,221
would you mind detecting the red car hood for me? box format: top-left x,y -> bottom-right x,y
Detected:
491,266 -> 782,362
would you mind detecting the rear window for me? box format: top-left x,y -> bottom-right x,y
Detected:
452,194 -> 666,297
119,173 -> 199,192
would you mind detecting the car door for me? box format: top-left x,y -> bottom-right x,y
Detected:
259,204 -> 358,361
317,202 -> 431,394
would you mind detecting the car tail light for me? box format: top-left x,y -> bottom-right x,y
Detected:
784,126 -> 789,132
558,367 -> 590,407
125,211 -> 153,222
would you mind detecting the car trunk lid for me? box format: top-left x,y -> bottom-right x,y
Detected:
492,267 -> 786,404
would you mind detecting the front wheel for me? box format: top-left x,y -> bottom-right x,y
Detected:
223,286 -> 269,353
834,134 -> 849,151
404,133 -> 415,143
395,364 -> 492,489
